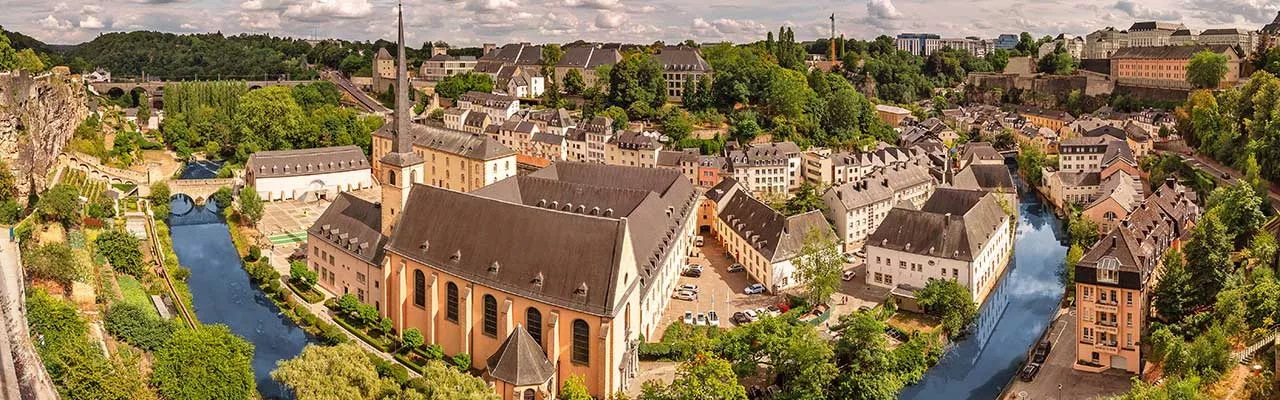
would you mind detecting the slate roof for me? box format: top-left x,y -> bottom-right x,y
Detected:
1110,45 -> 1236,59
1087,171 -> 1144,212
525,108 -> 575,129
374,122 -> 515,160
375,47 -> 393,60
830,147 -> 915,167
953,164 -> 1015,193
1102,141 -> 1136,167
459,91 -> 518,109
557,46 -> 623,69
1200,28 -> 1250,36
1057,171 -> 1102,186
308,192 -> 387,266
960,142 -> 1003,164
656,46 -> 711,72
714,184 -> 834,262
1128,21 -> 1184,31
825,163 -> 934,212
657,149 -> 699,167
486,326 -> 555,386
1264,11 -> 1280,34
610,131 -> 661,150
1085,126 -> 1128,141
246,145 -> 371,179
464,111 -> 489,128
531,132 -> 563,146
728,142 -> 800,167
867,188 -> 1008,262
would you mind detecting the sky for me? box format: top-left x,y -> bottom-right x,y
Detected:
4,0 -> 1280,46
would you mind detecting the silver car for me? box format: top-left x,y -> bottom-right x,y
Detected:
673,290 -> 697,301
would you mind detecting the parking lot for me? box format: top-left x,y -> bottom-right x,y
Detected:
654,236 -> 783,338
1002,308 -> 1133,400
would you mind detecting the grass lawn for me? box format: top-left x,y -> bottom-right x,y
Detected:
887,310 -> 941,335
268,232 -> 307,245
116,275 -> 159,319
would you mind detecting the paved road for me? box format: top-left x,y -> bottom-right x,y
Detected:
0,237 -> 59,400
1158,145 -> 1280,212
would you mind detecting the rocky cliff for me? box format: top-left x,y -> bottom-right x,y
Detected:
0,69 -> 89,199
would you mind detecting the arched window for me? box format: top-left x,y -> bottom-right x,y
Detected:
482,295 -> 498,337
523,389 -> 535,400
1104,211 -> 1117,221
410,169 -> 418,184
446,283 -> 459,322
572,319 -> 590,365
413,270 -> 425,308
526,308 -> 542,347
388,170 -> 397,185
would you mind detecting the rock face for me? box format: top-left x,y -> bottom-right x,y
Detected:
0,70 -> 89,199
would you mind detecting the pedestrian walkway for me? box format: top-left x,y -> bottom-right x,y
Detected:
0,236 -> 59,399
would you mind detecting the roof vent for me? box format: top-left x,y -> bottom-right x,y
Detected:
489,261 -> 500,274
928,246 -> 935,255
590,207 -> 600,216
419,241 -> 430,252
451,250 -> 462,262
604,208 -> 614,217
532,272 -> 544,287
905,243 -> 912,251
575,283 -> 589,297
537,199 -> 547,207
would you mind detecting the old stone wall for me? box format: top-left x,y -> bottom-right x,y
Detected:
0,70 -> 89,200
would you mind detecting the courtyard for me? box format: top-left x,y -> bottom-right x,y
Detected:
258,187 -> 380,269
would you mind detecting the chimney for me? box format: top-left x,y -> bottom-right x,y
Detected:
944,212 -> 951,225
483,43 -> 496,55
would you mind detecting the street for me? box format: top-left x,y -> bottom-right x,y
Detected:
0,236 -> 58,399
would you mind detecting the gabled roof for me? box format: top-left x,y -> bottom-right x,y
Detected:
960,142 -> 1003,164
487,326 -> 555,386
246,145 -> 371,179
1128,21 -> 1184,31
374,122 -> 516,160
374,47 -> 393,60
714,188 -> 834,262
459,91 -> 518,109
1200,28 -> 1250,36
867,188 -> 1008,262
953,164 -> 1015,193
656,46 -> 710,72
1110,45 -> 1236,60
824,162 -> 934,212
557,46 -> 623,69
308,192 -> 387,266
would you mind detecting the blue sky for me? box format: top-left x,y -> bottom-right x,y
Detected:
4,0 -> 1280,46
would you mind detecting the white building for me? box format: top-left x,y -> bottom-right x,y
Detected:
244,145 -> 374,201
456,91 -> 519,124
821,162 -> 936,253
726,142 -> 802,196
864,187 -> 1013,304
703,178 -> 837,293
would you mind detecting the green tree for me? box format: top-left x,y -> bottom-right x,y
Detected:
104,302 -> 174,351
1206,182 -> 1265,246
289,261 -> 318,291
25,242 -> 85,289
784,183 -> 828,216
211,186 -> 234,210
560,375 -> 592,400
917,279 -> 978,337
762,67 -> 813,121
149,182 -> 171,216
1155,249 -> 1192,322
1185,212 -> 1233,308
1112,375 -> 1205,400
609,52 -> 666,110
1063,244 -> 1084,299
792,229 -> 842,306
1068,213 -> 1100,247
402,328 -> 425,350
0,34 -> 16,71
661,108 -> 694,142
96,230 -> 145,277
829,312 -> 903,400
1016,145 -> 1047,186
272,343 -> 383,400
239,186 -> 265,225
235,86 -> 306,152
36,184 -> 82,225
435,72 -> 493,100
151,324 -> 256,400
639,354 -> 747,400
563,68 -> 586,95
1187,50 -> 1229,89
1249,231 -> 1278,270
414,360 -> 497,400
715,316 -> 835,399
14,48 -> 44,72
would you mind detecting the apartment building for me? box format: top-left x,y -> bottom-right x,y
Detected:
801,146 -> 918,187
726,142 -> 802,196
457,91 -> 520,124
607,131 -> 663,168
420,54 -> 478,82
655,46 -> 712,102
1110,45 -> 1241,90
821,161 -> 936,252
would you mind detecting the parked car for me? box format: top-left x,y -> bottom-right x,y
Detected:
854,249 -> 866,258
727,263 -> 744,272
841,269 -> 857,281
694,313 -> 708,326
765,305 -> 782,317
743,283 -> 766,294
673,290 -> 697,301
695,235 -> 705,247
1019,363 -> 1041,382
683,311 -> 694,325
682,268 -> 702,278
677,284 -> 699,293
707,311 -> 720,327
742,309 -> 759,322
732,311 -> 749,324
1032,340 -> 1051,363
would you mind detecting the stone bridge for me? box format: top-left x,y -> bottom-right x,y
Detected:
89,80 -> 317,108
60,152 -> 150,185
169,178 -> 237,202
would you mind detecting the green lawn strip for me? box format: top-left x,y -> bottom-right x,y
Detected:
285,280 -> 324,304
116,275 -> 160,319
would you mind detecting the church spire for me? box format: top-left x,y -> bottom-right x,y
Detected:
379,1 -> 423,167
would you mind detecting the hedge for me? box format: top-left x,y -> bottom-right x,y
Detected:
332,313 -> 392,352
285,279 -> 324,304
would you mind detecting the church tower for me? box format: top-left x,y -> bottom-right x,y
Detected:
379,2 -> 424,237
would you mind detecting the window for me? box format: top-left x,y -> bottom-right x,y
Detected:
1126,292 -> 1133,306
483,295 -> 498,337
413,270 -> 425,308
357,272 -> 366,283
388,170 -> 397,185
526,308 -> 543,348
572,319 -> 590,364
446,282 -> 459,322
523,389 -> 535,400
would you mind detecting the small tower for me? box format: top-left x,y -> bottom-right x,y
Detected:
379,1 -> 425,237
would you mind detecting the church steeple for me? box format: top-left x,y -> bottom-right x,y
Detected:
379,1 -> 424,237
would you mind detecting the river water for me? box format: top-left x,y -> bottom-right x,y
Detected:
167,196 -> 313,399
899,168 -> 1069,400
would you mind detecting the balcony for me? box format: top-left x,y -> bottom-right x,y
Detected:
1094,342 -> 1120,355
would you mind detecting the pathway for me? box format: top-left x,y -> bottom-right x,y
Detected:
0,235 -> 59,399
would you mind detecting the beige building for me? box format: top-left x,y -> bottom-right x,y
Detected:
457,91 -> 520,124
371,123 -> 517,193
1074,179 -> 1199,374
1125,21 -> 1185,47
726,141 -> 802,196
865,188 -> 1014,304
372,47 -> 396,93
555,45 -> 622,90
420,54 -> 478,82
821,162 -> 936,252
1111,45 -> 1241,90
702,178 -> 837,292
243,145 -> 374,202
801,146 -> 919,187
606,131 -> 663,168
656,46 -> 712,102
1085,27 -> 1129,59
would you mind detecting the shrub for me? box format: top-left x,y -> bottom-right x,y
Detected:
318,322 -> 348,345
245,246 -> 261,262
25,242 -> 86,289
402,328 -> 425,350
295,307 -> 316,327
104,302 -> 174,351
95,230 -> 146,277
173,267 -> 191,282
289,261 -> 317,291
451,353 -> 471,372
419,344 -> 444,361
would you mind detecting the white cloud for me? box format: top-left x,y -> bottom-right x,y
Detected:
594,11 -> 626,29
562,0 -> 620,9
867,0 -> 902,20
238,11 -> 281,29
464,0 -> 519,12
540,11 -> 579,35
283,0 -> 373,21
39,15 -> 73,30
79,15 -> 104,29
692,17 -> 766,38
1113,0 -> 1181,21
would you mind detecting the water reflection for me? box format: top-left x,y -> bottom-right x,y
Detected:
167,196 -> 313,399
899,169 -> 1068,400
179,160 -> 225,180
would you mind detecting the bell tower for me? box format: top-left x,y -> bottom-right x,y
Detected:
379,1 -> 424,237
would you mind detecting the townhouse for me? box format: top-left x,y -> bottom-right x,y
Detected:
821,161 -> 936,252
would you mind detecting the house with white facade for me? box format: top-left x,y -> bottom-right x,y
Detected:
726,141 -> 802,197
821,161 -> 936,253
244,145 -> 374,201
865,187 -> 1014,304
457,91 -> 519,124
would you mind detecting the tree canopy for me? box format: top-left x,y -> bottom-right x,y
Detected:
1187,50 -> 1229,89
436,72 -> 494,100
917,279 -> 978,337
151,325 -> 256,400
272,343 -> 384,400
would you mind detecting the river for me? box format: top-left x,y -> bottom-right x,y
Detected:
899,168 -> 1069,400
167,195 -> 313,399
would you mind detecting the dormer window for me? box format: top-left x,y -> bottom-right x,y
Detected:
489,261 -> 500,274
451,250 -> 462,262
419,240 -> 429,252
1098,256 -> 1120,284
532,272 -> 544,287
575,283 -> 588,297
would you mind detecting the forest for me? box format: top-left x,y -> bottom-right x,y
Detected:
158,81 -> 381,162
